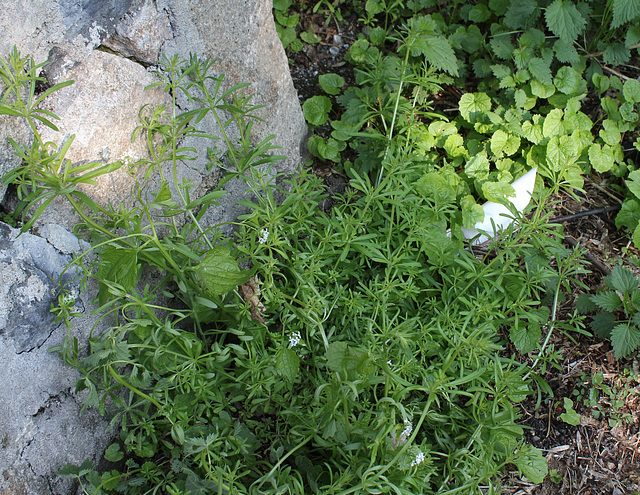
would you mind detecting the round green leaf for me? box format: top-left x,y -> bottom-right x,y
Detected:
302,95 -> 332,126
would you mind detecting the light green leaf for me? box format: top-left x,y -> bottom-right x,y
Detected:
482,181 -> 515,204
196,246 -> 251,296
319,73 -> 345,95
513,443 -> 548,484
559,398 -> 581,425
444,133 -> 466,157
616,198 -> 640,229
510,321 -> 541,354
96,246 -> 139,305
276,348 -> 300,381
300,29 -> 321,44
465,151 -> 490,180
490,130 -> 521,157
413,35 -> 459,76
302,95 -> 332,126
599,119 -> 621,146
522,118 -> 543,144
542,108 -> 564,137
530,79 -> 555,98
628,171 -> 640,203
326,342 -> 349,372
545,0 -> 586,42
611,323 -> 640,359
461,195 -> 485,229
612,0 -> 640,29
273,0 -> 292,11
588,143 -> 615,173
623,78 -> 640,103
459,92 -> 491,123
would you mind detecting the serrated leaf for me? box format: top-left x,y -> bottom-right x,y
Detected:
302,95 -> 332,126
319,73 -> 345,96
412,35 -> 459,76
459,92 -> 491,123
576,292 -> 596,313
513,443 -> 548,484
545,0 -> 586,42
196,246 -> 251,296
554,38 -> 580,63
623,78 -> 640,103
104,443 -> 124,462
591,290 -> 623,312
626,25 -> 640,47
603,43 -> 630,65
610,264 -> 639,293
490,33 -> 515,59
529,57 -> 552,85
276,348 -> 300,381
469,3 -> 491,22
505,0 -> 539,28
611,323 -> 640,359
612,0 -> 640,29
590,311 -> 617,338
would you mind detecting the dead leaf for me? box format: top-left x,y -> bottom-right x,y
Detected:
238,277 -> 266,324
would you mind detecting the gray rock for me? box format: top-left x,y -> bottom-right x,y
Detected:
0,221 -> 114,495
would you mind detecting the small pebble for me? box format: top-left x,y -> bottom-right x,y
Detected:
329,46 -> 340,56
333,34 -> 342,45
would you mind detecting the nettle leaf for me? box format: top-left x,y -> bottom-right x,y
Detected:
590,311 -> 617,338
591,290 -> 622,312
545,0 -> 586,42
603,43 -> 630,66
412,35 -> 459,76
612,0 -> 640,29
623,78 -> 640,103
554,38 -> 580,63
319,73 -> 345,96
575,292 -> 596,313
469,3 -> 491,22
554,66 -> 581,94
610,264 -> 639,294
611,323 -> 640,359
459,92 -> 491,123
529,57 -> 552,85
513,443 -> 548,484
490,130 -> 521,157
302,95 -> 332,126
276,348 -> 300,382
490,33 -> 515,59
626,25 -> 640,47
588,143 -> 615,173
196,246 -> 251,296
505,0 -> 539,28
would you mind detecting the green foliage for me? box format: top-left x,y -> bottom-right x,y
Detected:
579,265 -> 640,359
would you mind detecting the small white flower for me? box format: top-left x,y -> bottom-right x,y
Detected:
410,451 -> 425,467
289,331 -> 302,347
387,360 -> 393,367
258,228 -> 269,244
402,420 -> 413,438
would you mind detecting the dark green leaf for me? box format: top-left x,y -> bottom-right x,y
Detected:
196,246 -> 251,296
319,73 -> 345,96
611,323 -> 640,359
576,292 -> 596,313
591,290 -> 623,312
96,246 -> 139,305
612,0 -> 640,29
104,443 -> 124,462
302,95 -> 332,126
505,0 -> 539,28
276,348 -> 300,382
591,311 -> 617,338
610,264 -> 639,293
603,43 -> 630,65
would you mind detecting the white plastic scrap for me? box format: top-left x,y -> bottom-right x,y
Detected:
461,167 -> 538,245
